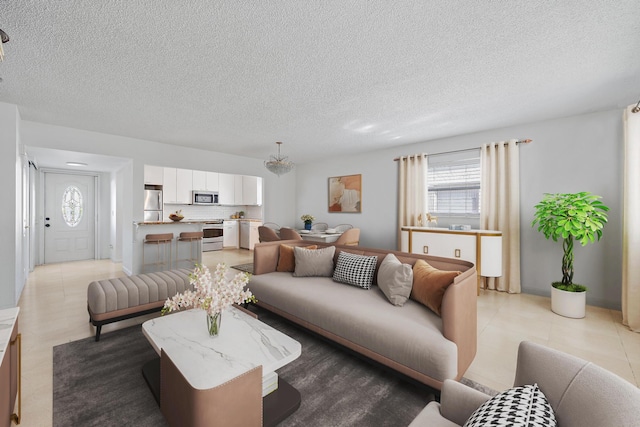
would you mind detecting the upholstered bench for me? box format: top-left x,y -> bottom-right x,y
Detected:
87,269 -> 192,341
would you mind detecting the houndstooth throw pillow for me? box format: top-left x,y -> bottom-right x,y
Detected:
332,251 -> 378,289
464,384 -> 556,427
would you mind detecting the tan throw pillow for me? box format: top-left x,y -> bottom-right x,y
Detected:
410,259 -> 461,315
277,244 -> 317,272
377,253 -> 413,306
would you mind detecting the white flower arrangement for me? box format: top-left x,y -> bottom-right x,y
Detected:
162,263 -> 256,318
300,214 -> 315,223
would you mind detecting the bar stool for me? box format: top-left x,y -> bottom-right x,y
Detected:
175,231 -> 204,269
143,233 -> 174,273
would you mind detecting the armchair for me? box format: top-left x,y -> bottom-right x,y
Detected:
409,341 -> 640,427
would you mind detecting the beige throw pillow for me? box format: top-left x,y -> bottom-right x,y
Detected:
276,244 -> 317,272
410,259 -> 461,315
377,254 -> 413,306
293,246 -> 336,277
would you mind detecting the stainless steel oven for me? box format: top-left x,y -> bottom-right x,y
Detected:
202,222 -> 224,251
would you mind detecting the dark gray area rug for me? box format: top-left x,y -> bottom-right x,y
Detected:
54,307 -> 495,426
231,262 -> 254,274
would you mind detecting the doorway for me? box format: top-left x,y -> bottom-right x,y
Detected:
44,172 -> 97,263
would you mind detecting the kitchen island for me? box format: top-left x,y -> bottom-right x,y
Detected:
131,221 -> 206,275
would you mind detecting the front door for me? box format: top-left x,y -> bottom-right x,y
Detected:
44,172 -> 96,263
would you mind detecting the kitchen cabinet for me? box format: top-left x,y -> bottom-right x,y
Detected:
223,220 -> 239,248
144,165 -> 164,185
240,220 -> 262,250
242,176 -> 262,206
164,168 -> 192,204
218,173 -> 235,205
205,172 -> 219,192
234,175 -> 243,205
163,168 -> 177,203
192,171 -> 219,192
192,170 -> 207,191
0,308 -> 20,427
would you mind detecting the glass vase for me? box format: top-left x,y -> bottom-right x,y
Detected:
206,312 -> 222,336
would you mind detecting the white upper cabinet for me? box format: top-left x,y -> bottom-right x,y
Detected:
176,168 -> 193,204
144,165 -> 164,185
218,173 -> 235,205
192,170 -> 207,191
206,172 -> 219,192
193,171 -> 219,192
234,175 -> 243,205
163,168 -> 178,203
163,168 -> 192,204
242,176 -> 262,205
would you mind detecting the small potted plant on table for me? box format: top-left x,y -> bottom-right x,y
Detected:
532,192 -> 609,318
301,214 -> 315,231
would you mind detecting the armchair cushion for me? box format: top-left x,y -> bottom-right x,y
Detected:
463,384 -> 556,427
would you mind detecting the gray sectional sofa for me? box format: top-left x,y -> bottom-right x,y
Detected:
249,240 -> 478,390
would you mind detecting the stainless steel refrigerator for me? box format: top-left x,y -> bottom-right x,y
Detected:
144,189 -> 163,221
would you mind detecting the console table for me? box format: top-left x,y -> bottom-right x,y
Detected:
400,227 -> 502,294
141,307 -> 302,427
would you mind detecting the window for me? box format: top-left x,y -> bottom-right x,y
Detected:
427,154 -> 480,217
62,185 -> 83,227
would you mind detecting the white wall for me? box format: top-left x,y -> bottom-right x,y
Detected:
0,102 -> 23,309
296,109 -> 624,310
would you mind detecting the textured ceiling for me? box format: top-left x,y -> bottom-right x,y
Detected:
1,1 -> 639,165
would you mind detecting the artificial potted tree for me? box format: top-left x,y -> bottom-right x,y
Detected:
532,192 -> 609,318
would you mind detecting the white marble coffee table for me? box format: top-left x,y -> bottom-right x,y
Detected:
141,306 -> 302,426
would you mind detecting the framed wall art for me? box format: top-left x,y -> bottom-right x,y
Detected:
328,174 -> 361,213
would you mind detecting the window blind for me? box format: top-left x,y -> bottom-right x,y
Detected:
427,156 -> 481,216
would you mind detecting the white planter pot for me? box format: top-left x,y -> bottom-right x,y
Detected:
551,286 -> 586,319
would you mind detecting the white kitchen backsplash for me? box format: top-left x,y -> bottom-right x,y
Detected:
165,204 -> 262,220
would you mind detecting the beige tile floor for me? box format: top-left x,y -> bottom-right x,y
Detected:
15,250 -> 640,426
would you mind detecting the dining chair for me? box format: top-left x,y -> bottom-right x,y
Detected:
333,224 -> 353,233
279,227 -> 303,240
334,228 -> 360,246
311,222 -> 328,232
258,226 -> 281,242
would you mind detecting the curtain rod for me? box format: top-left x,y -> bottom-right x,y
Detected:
393,139 -> 532,161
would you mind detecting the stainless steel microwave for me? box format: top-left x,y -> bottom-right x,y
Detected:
192,190 -> 219,205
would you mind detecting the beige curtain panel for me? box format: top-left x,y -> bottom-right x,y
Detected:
623,106 -> 640,332
397,154 -> 428,234
480,139 -> 521,293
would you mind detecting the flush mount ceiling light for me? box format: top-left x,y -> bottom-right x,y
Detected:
0,29 -> 9,62
264,141 -> 294,176
66,161 -> 88,167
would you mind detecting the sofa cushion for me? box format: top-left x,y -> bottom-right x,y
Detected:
277,244 -> 317,272
293,245 -> 336,277
377,254 -> 413,306
411,260 -> 461,315
463,384 -> 556,427
332,251 -> 378,289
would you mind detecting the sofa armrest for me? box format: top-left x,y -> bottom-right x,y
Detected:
439,379 -> 491,426
440,267 -> 477,380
